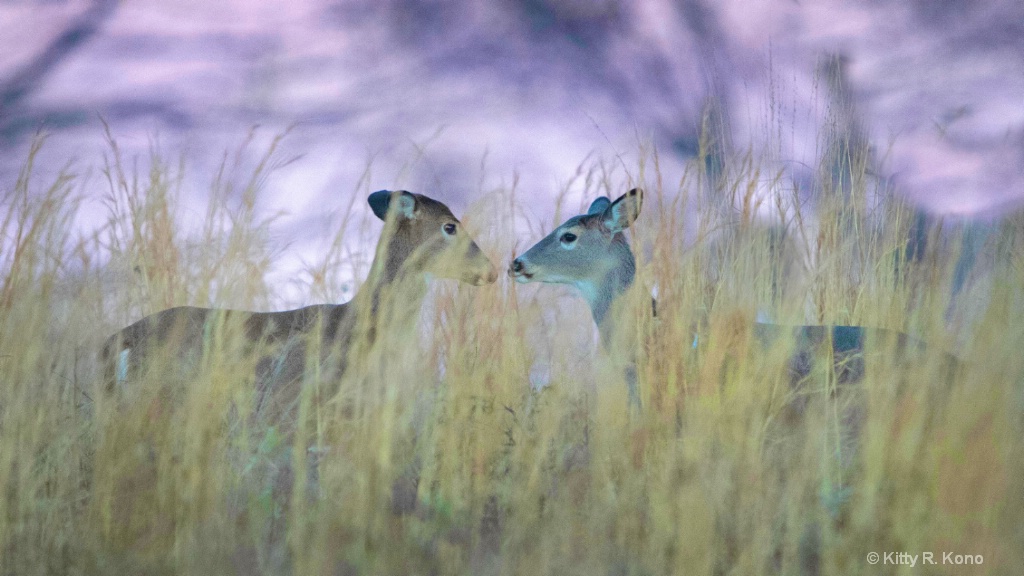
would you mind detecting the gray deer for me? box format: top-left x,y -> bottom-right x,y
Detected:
509,187 -> 962,572
508,188 -> 938,405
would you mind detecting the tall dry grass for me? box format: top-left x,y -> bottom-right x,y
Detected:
0,127 -> 1021,576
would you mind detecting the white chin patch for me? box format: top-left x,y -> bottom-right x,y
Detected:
514,274 -> 532,284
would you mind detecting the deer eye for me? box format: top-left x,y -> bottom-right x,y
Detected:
560,232 -> 578,244
442,223 -> 457,236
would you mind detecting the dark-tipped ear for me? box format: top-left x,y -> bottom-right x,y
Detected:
368,190 -> 418,221
602,188 -> 643,233
587,197 -> 611,216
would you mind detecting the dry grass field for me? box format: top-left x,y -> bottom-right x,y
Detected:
1,129 -> 1021,575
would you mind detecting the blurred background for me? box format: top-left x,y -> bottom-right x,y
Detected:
1,0 -> 1022,298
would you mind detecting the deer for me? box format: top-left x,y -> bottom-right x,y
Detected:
508,188 -> 650,406
507,188 -> 951,406
508,187 -> 967,571
102,189 -> 498,423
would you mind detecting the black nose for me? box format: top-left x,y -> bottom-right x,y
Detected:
511,259 -> 524,274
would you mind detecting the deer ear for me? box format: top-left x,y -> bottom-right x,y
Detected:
602,188 -> 643,233
368,190 -> 418,221
587,197 -> 611,216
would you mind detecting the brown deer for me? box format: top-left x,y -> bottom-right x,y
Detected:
103,189 -> 498,422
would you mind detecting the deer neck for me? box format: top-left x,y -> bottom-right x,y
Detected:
361,228 -> 430,330
578,242 -> 636,345
582,242 -> 642,408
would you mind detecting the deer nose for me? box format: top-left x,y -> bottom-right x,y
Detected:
509,258 -> 524,276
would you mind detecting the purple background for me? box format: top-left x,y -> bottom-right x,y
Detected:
2,0 -> 1022,301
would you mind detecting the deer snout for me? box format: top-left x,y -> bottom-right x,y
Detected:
509,257 -> 533,282
477,264 -> 499,285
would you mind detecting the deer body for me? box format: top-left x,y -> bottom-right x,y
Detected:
103,190 -> 497,421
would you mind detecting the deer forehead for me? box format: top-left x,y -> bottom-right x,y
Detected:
558,214 -> 604,233
553,215 -> 612,241
408,210 -> 458,230
415,195 -> 457,218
